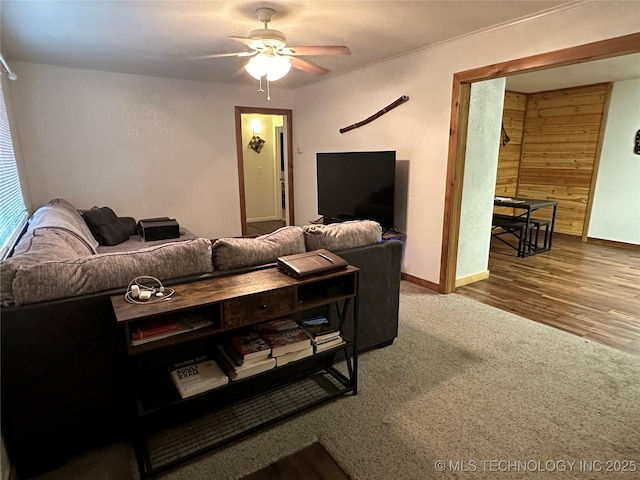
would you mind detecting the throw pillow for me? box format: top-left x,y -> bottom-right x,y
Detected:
81,206 -> 130,246
118,216 -> 138,236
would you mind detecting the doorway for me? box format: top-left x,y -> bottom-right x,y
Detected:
440,32 -> 640,293
235,107 -> 294,236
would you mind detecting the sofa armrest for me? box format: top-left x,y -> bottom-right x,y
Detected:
332,240 -> 402,351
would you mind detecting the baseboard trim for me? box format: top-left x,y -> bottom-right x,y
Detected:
246,216 -> 278,223
401,272 -> 441,292
586,237 -> 640,250
455,270 -> 490,288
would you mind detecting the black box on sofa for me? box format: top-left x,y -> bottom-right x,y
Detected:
137,218 -> 180,242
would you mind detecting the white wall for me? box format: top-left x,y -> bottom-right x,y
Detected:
292,1 -> 640,285
457,78 -> 505,280
7,63 -> 293,239
242,113 -> 280,222
588,78 -> 640,244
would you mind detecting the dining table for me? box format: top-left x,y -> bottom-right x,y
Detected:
492,196 -> 558,257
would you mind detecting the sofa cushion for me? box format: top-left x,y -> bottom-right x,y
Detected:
303,220 -> 382,251
0,228 -> 95,306
81,206 -> 130,246
9,238 -> 213,306
38,198 -> 100,253
95,228 -> 198,254
0,198 -> 102,306
212,226 -> 305,271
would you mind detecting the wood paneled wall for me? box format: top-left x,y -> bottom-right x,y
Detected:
496,91 -> 526,197
519,83 -> 609,235
495,84 -> 609,236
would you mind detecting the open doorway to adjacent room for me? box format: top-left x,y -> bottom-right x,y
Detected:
442,33 -> 640,355
442,33 -> 640,293
235,107 -> 294,236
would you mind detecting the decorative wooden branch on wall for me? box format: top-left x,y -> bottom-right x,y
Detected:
340,95 -> 409,134
500,122 -> 511,147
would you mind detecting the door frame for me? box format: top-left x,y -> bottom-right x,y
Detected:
441,32 -> 640,293
235,106 -> 294,235
274,125 -> 286,222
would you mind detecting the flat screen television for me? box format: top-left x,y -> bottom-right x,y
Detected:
316,151 -> 396,230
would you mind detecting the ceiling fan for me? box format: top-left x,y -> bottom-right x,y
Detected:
197,7 -> 350,98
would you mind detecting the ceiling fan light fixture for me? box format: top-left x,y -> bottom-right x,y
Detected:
244,53 -> 270,79
266,55 -> 291,81
248,29 -> 287,48
244,52 -> 291,81
223,6 -> 349,99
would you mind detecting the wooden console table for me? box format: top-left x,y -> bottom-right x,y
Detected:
111,266 -> 359,479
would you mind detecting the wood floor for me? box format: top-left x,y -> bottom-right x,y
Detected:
246,220 -> 286,236
456,233 -> 640,356
241,443 -> 350,480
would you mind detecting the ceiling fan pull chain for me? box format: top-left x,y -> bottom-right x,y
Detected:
267,79 -> 271,101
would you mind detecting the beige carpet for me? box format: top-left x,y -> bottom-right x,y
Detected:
31,281 -> 640,480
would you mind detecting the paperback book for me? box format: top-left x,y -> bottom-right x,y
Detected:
130,312 -> 213,346
256,319 -> 312,357
131,318 -> 178,341
300,316 -> 341,343
216,344 -> 276,381
314,336 -> 346,353
169,355 -> 228,399
256,318 -> 300,332
230,332 -> 271,365
274,345 -> 313,367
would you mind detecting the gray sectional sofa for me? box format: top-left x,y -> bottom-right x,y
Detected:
0,198 -> 213,307
0,199 -> 402,476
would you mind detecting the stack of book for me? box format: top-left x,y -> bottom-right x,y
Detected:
256,318 -> 313,366
300,316 -> 345,353
216,332 -> 276,380
131,317 -> 178,344
169,355 -> 228,399
130,312 -> 213,346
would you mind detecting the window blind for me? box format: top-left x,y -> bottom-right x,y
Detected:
0,80 -> 27,259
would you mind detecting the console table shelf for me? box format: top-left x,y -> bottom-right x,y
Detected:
141,369 -> 349,476
110,266 -> 359,479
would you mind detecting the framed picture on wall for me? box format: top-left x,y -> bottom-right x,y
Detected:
249,135 -> 266,153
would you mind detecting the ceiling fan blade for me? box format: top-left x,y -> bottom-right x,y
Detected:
290,57 -> 329,75
229,36 -> 258,47
191,51 -> 256,60
283,46 -> 351,56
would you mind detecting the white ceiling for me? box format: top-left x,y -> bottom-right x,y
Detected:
0,1 -> 637,91
505,52 -> 640,93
